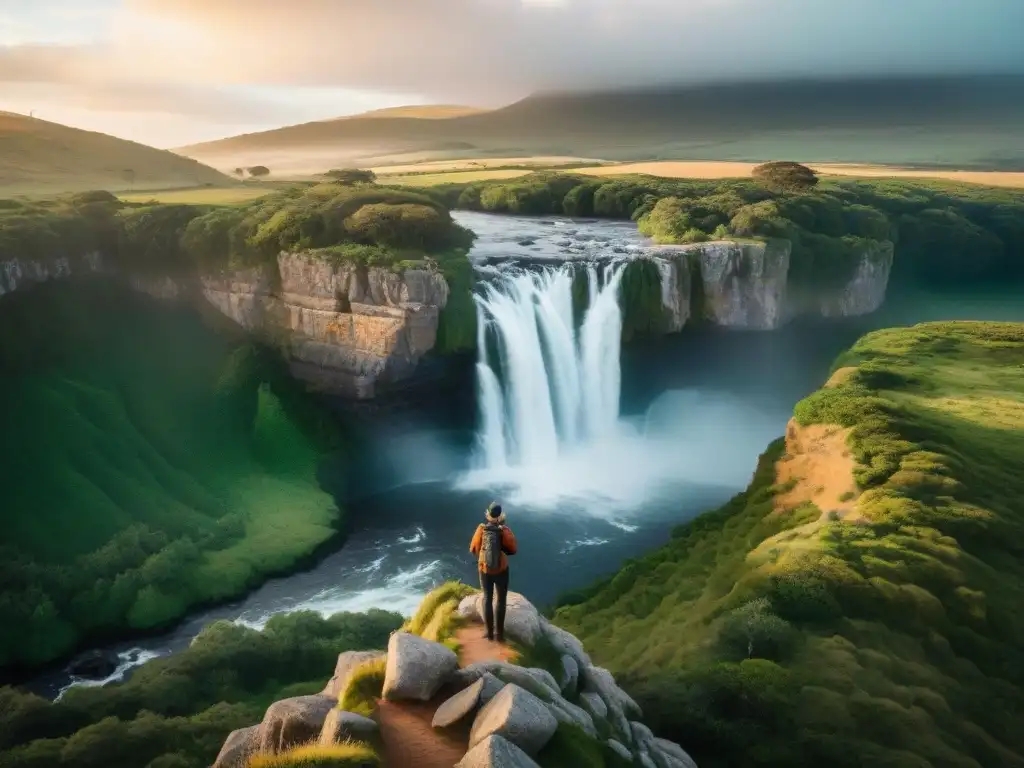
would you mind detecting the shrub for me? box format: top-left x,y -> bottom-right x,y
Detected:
338,657 -> 387,717
247,742 -> 380,768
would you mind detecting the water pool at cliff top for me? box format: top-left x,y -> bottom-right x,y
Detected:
31,213 -> 1024,699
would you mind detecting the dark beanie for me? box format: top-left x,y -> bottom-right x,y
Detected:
487,501 -> 502,518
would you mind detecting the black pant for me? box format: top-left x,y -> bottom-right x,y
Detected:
480,568 -> 509,640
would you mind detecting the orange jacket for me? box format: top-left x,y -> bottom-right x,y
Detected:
470,523 -> 517,574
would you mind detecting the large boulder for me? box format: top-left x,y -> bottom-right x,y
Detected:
213,725 -> 258,768
473,591 -> 541,645
469,684 -> 558,756
607,739 -> 633,763
456,734 -> 541,768
457,661 -> 556,702
322,650 -> 386,698
546,695 -> 597,738
433,677 -> 486,729
382,631 -> 458,701
318,710 -> 378,745
256,695 -> 336,753
539,618 -> 592,668
579,691 -> 608,721
583,665 -> 643,718
559,654 -> 579,697
652,738 -> 700,768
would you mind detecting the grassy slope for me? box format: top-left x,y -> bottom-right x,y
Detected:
0,112 -> 231,195
0,279 -> 340,668
553,321 -> 1024,768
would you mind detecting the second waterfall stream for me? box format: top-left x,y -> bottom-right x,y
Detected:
471,263 -> 627,470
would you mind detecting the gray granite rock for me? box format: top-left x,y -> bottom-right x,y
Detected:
433,677 -> 485,729
322,650 -> 385,698
579,691 -> 608,721
456,734 -> 542,768
546,695 -> 597,738
652,737 -> 700,768
475,591 -> 541,645
213,725 -> 258,768
318,710 -> 378,745
469,684 -> 558,756
257,695 -> 336,753
382,631 -> 458,701
559,654 -> 579,697
608,739 -> 633,762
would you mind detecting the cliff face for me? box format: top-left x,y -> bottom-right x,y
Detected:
0,252 -> 450,399
650,238 -> 894,331
815,240 -> 894,318
0,254 -> 101,296
200,253 -> 451,399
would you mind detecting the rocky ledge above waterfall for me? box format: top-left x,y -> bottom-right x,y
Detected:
200,252 -> 451,399
647,236 -> 894,331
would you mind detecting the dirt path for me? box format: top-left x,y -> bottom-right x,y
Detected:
774,418 -> 861,522
375,622 -> 513,768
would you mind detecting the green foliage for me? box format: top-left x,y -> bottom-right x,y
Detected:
323,168 -> 377,186
0,610 -> 400,768
0,280 -> 344,672
247,166 -> 271,179
752,161 -> 820,193
117,204 -> 206,275
553,321 -> 1024,767
439,173 -> 1024,290
619,259 -> 672,339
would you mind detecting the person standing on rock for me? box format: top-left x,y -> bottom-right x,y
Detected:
469,501 -> 517,642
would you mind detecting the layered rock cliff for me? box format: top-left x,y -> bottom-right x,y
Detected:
648,237 -> 893,331
0,251 -> 451,399
200,253 -> 451,399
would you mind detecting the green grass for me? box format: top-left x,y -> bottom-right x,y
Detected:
0,278 -> 343,670
536,723 -> 635,768
118,186 -> 279,206
379,169 -> 532,186
553,321 -> 1024,768
248,742 -> 380,768
403,581 -> 476,646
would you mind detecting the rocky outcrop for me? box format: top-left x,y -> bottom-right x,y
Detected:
200,253 -> 450,398
0,254 -> 102,296
322,649 -> 386,699
256,695 -> 336,753
469,683 -> 559,755
815,240 -> 895,318
215,588 -> 698,768
212,725 -> 258,768
382,630 -> 458,701
693,240 -> 790,329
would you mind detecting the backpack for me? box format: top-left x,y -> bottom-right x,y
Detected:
479,523 -> 504,571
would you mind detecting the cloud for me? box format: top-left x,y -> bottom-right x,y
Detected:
119,0 -> 1024,99
0,0 -> 1022,145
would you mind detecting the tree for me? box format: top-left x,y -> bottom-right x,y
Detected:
246,166 -> 270,180
324,168 -> 377,186
752,161 -> 819,193
233,168 -> 245,180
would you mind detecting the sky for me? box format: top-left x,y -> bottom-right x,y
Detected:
1,0 -> 1023,148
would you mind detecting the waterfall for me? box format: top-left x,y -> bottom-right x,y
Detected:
473,264 -> 626,469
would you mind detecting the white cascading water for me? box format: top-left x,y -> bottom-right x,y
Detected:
472,263 -> 626,469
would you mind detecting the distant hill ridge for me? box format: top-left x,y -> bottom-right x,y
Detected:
175,75 -> 1024,172
0,111 -> 231,195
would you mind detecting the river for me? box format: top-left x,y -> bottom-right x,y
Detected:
29,212 -> 1024,699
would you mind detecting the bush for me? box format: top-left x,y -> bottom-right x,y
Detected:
752,161 -> 819,193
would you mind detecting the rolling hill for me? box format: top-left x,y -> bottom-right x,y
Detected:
175,75 -> 1024,176
0,112 -> 232,195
